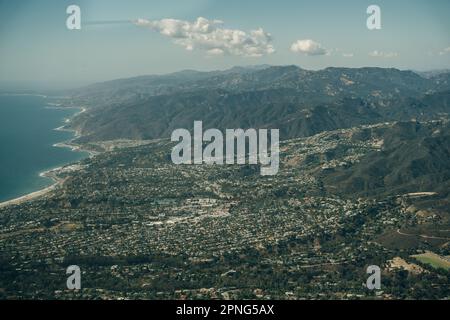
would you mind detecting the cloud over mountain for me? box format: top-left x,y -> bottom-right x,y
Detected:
134,17 -> 275,57
369,50 -> 398,58
290,39 -> 327,56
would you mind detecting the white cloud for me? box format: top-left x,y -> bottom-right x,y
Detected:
207,48 -> 224,55
134,17 -> 275,57
439,47 -> 450,55
342,53 -> 354,58
290,39 -> 327,56
369,50 -> 398,58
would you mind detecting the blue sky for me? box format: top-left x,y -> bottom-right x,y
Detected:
0,0 -> 449,89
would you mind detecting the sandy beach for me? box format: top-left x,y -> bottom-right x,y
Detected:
0,169 -> 64,209
0,102 -> 90,209
0,181 -> 58,208
0,161 -> 89,209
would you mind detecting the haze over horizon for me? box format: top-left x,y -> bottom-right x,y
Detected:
0,0 -> 449,90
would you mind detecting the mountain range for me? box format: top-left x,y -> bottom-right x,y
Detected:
65,65 -> 450,143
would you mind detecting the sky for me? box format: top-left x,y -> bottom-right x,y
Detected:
0,0 -> 449,89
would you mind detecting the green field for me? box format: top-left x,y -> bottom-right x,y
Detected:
412,252 -> 450,271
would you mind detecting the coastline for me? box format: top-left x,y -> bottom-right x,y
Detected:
0,169 -> 65,209
52,106 -> 98,157
0,102 -> 92,209
0,93 -> 47,98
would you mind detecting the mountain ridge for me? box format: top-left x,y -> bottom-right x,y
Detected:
61,65 -> 450,143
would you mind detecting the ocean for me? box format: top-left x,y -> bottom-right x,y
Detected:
0,94 -> 88,203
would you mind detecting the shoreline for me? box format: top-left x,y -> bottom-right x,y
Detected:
0,169 -> 65,209
0,102 -> 92,209
52,106 -> 98,158
0,93 -> 48,98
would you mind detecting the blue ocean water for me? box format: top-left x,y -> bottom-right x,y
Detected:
0,95 -> 88,202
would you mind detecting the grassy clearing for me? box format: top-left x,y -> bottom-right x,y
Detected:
411,252 -> 450,271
